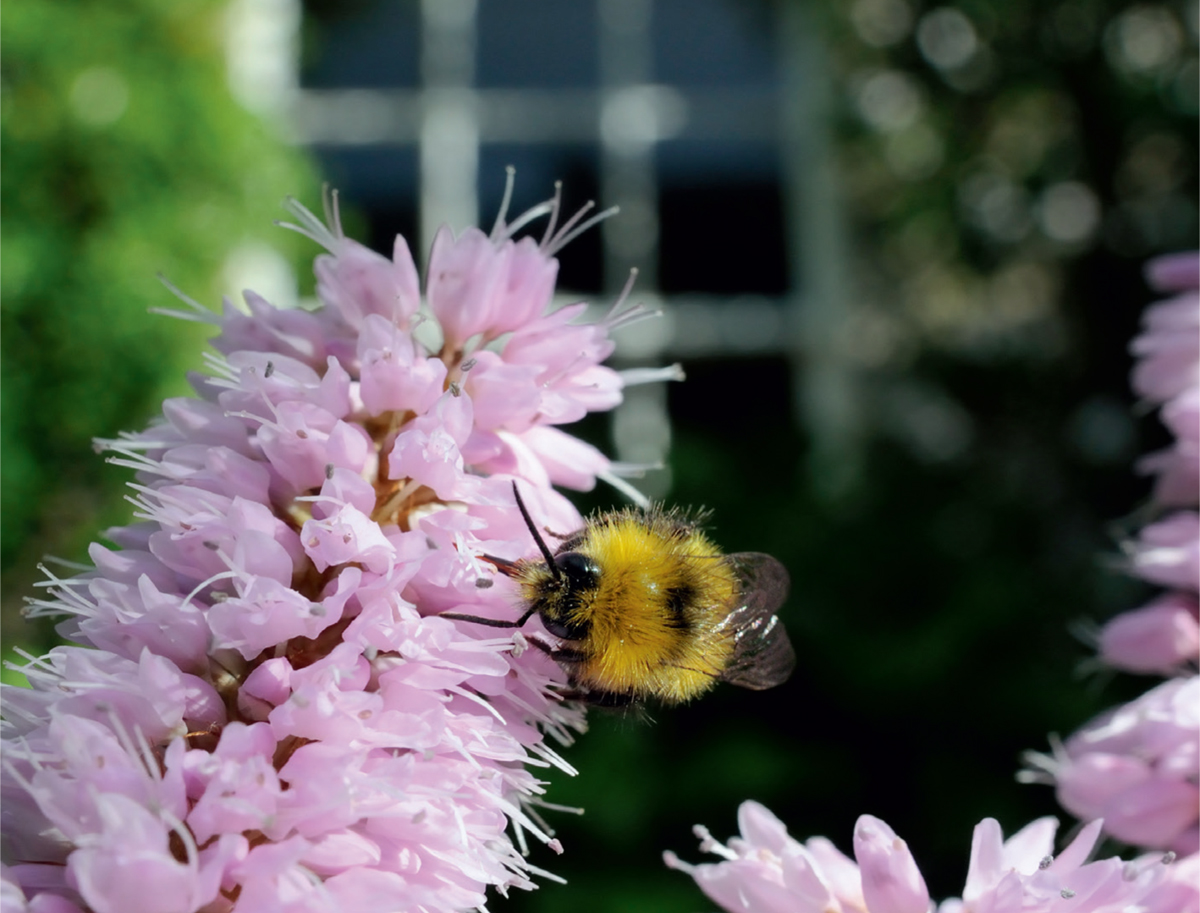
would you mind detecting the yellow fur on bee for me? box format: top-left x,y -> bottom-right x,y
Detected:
520,509 -> 740,704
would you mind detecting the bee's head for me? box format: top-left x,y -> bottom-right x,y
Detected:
521,550 -> 599,640
550,551 -> 600,592
510,481 -> 602,641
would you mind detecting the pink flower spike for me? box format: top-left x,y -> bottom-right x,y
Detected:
1128,511 -> 1200,591
1098,594 -> 1200,674
4,177 -> 622,910
1131,294 -> 1200,405
853,815 -> 931,913
1146,251 -> 1200,293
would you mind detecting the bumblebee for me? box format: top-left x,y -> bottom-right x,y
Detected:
444,484 -> 794,707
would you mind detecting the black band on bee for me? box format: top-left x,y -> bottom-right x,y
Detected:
663,584 -> 696,628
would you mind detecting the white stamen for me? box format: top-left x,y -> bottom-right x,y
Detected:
619,364 -> 686,387
502,199 -> 555,240
528,799 -> 584,820
520,801 -> 557,838
662,850 -> 695,874
492,793 -> 556,845
94,430 -> 180,454
539,182 -> 564,248
324,185 -> 344,241
598,469 -> 651,508
200,350 -> 239,382
38,555 -> 91,573
605,267 -> 639,317
608,303 -> 660,332
512,817 -> 531,857
179,571 -> 240,612
490,165 -> 517,239
277,192 -> 343,254
149,275 -> 219,324
1016,746 -> 1061,784
447,685 -> 507,724
7,647 -> 56,671
527,741 -> 579,777
509,630 -> 528,656
548,198 -> 594,248
607,461 -> 662,478
545,202 -> 619,256
522,862 -> 567,885
693,824 -> 737,860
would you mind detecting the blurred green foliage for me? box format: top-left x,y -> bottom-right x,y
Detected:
1,0 -> 318,675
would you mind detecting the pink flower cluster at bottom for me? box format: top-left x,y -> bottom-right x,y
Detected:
667,801 -> 1198,913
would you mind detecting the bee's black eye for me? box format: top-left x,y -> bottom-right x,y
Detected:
554,551 -> 600,592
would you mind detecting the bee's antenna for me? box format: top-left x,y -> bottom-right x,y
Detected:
512,481 -> 561,580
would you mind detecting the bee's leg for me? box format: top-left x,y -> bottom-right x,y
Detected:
551,687 -> 639,712
518,639 -> 636,712
439,607 -> 536,628
582,690 -> 637,709
525,637 -> 587,664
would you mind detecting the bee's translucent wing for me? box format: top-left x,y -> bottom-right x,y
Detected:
716,553 -> 795,691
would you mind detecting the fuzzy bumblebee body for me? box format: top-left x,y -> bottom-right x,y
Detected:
513,505 -> 795,706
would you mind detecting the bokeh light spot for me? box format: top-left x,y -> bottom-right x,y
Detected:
917,8 -> 979,70
68,67 -> 129,127
1037,181 -> 1101,243
851,0 -> 914,47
